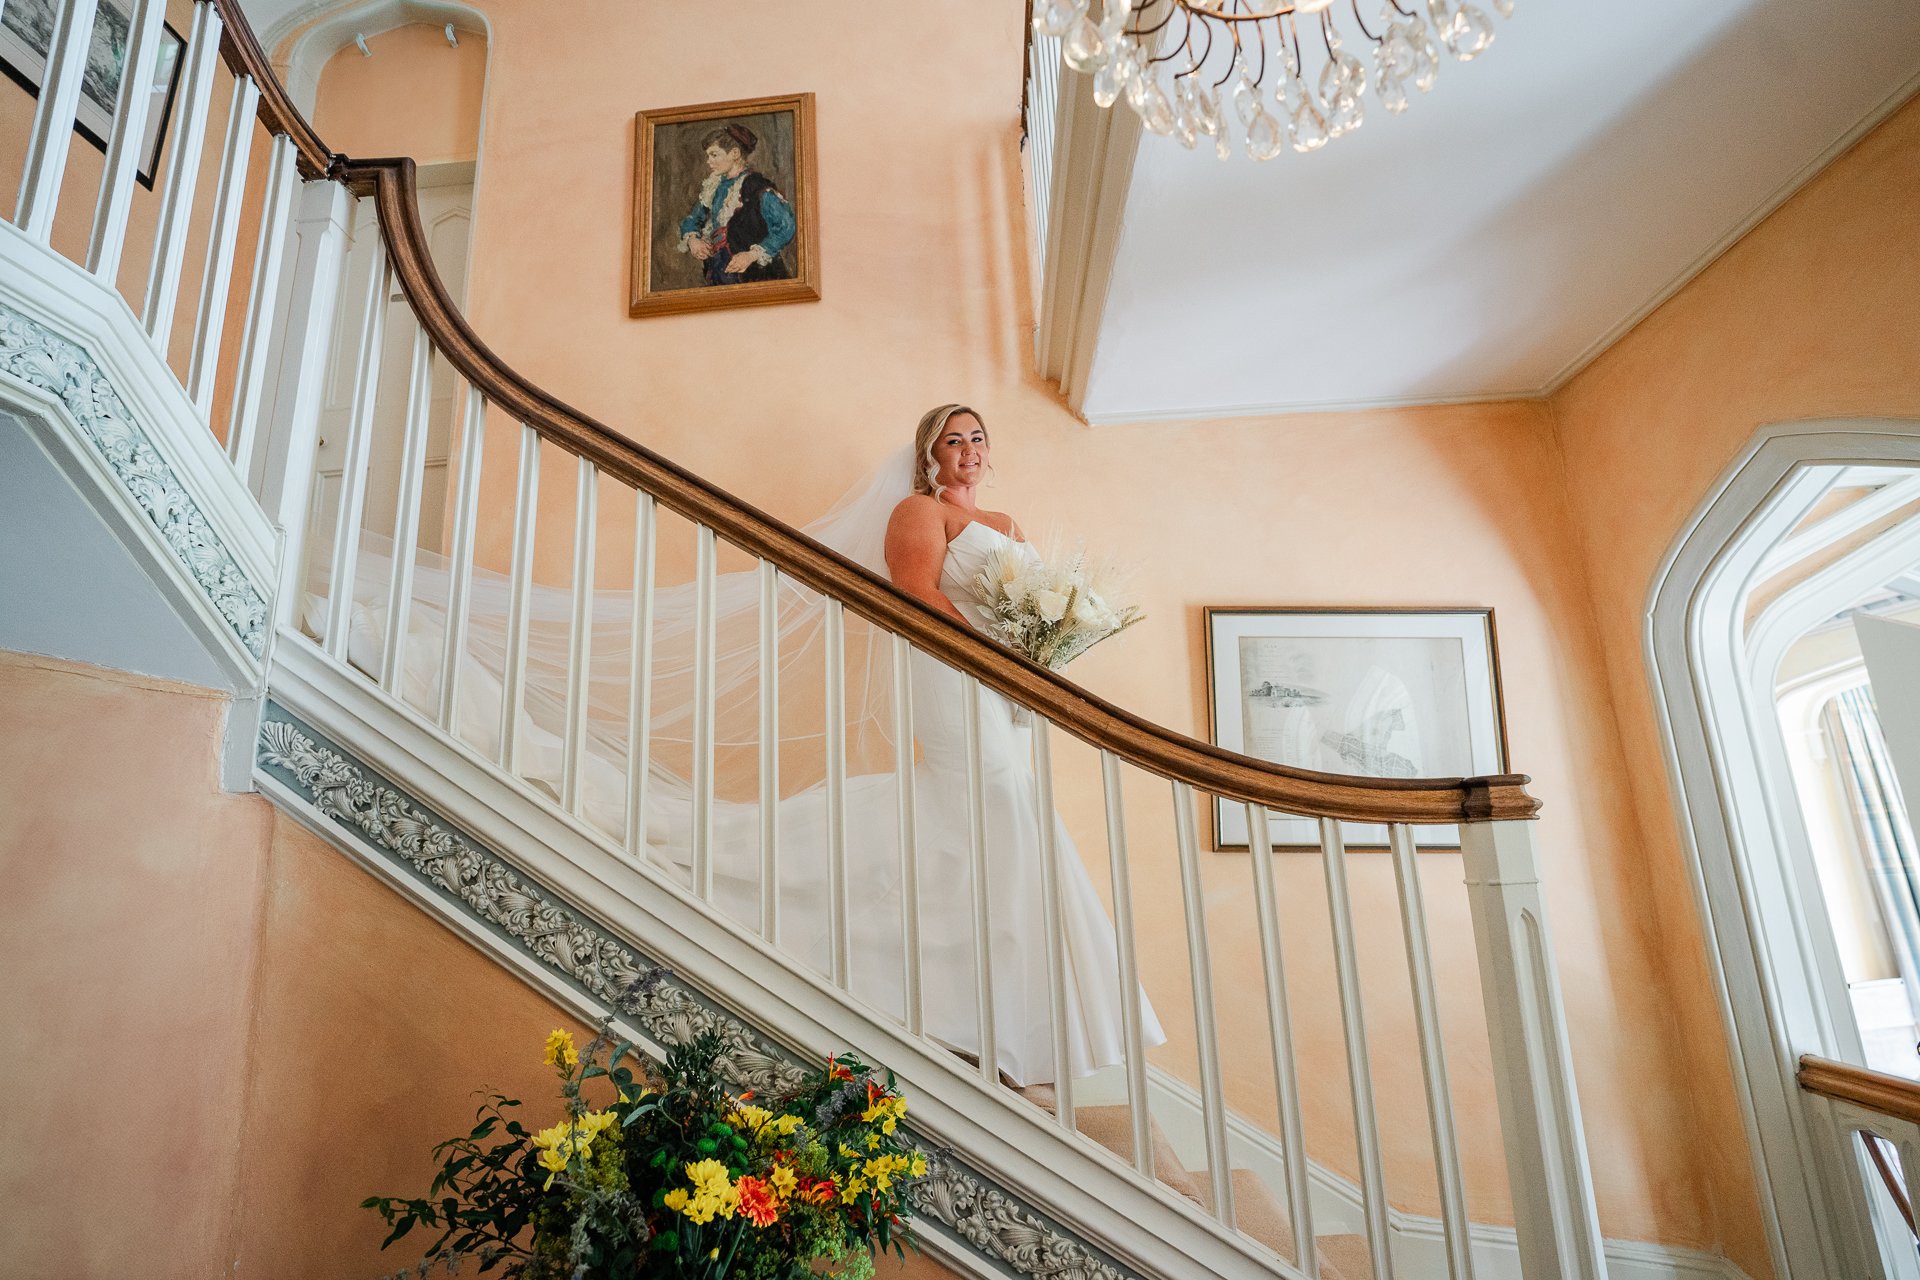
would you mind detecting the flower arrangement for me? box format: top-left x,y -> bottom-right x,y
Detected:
364,1010 -> 926,1279
969,539 -> 1143,673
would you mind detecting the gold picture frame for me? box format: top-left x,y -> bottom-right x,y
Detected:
629,92 -> 820,319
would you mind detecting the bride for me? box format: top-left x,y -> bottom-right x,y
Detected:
876,404 -> 1167,1084
303,405 -> 1162,1085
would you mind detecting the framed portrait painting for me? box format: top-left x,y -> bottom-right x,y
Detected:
1204,607 -> 1510,851
0,0 -> 187,188
630,92 -> 820,318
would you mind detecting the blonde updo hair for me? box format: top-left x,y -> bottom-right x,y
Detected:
913,403 -> 988,500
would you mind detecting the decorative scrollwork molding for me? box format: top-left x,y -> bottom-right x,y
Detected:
255,714 -> 804,1095
0,302 -> 268,658
257,710 -> 1133,1280
911,1148 -> 1134,1280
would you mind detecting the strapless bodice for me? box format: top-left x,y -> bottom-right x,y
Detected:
940,520 -> 1036,633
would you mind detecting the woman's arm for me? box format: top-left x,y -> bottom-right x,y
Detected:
886,496 -> 970,625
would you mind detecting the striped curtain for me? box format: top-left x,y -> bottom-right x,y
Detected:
1828,684 -> 1920,1022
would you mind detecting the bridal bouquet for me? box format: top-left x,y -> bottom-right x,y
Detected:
363,1016 -> 925,1279
969,539 -> 1143,673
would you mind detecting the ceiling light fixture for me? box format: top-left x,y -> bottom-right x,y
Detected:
1035,0 -> 1513,160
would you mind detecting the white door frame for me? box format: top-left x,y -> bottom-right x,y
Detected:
1645,418 -> 1920,1280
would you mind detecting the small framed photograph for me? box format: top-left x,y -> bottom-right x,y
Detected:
0,0 -> 187,189
630,92 -> 820,319
1204,607 -> 1510,850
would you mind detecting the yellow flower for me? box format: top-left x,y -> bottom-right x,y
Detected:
664,1189 -> 689,1212
863,1153 -> 911,1193
728,1103 -> 774,1131
675,1159 -> 739,1224
769,1164 -> 798,1197
769,1114 -> 803,1137
861,1094 -> 908,1135
576,1110 -> 618,1141
911,1153 -> 928,1176
867,1133 -> 882,1150
840,1174 -> 867,1203
838,1142 -> 860,1159
542,1030 -> 578,1071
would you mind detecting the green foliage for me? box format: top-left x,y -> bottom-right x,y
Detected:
364,988 -> 927,1279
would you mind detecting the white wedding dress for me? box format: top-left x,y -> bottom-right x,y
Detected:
302,450 -> 1163,1085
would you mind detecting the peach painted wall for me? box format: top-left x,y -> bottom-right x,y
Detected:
292,0 -> 1778,1263
0,652 -> 943,1279
1545,92 -> 1920,1277
312,23 -> 487,164
0,650 -> 272,1278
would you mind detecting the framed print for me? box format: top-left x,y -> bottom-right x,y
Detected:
0,0 -> 187,189
630,92 -> 820,318
1204,607 -> 1510,850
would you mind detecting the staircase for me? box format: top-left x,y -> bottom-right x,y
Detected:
0,4 -> 1612,1278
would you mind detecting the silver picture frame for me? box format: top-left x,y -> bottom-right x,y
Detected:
1204,606 -> 1510,850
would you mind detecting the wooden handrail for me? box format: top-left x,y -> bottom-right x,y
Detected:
190,0 -> 1542,825
1799,1054 -> 1920,1126
209,0 -> 335,179
346,159 -> 1537,826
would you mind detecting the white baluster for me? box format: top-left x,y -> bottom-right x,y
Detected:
1102,751 -> 1153,1179
963,673 -> 997,1085
87,0 -> 166,279
379,329 -> 434,697
1460,815 -> 1608,1280
225,134 -> 298,483
142,2 -> 224,354
1319,817 -> 1393,1279
498,425 -> 540,774
759,560 -> 781,943
824,598 -> 850,987
691,525 -> 717,900
261,181 -> 352,631
1389,822 -> 1475,1280
13,0 -> 101,241
893,632 -> 922,1036
562,456 -> 598,816
624,492 -> 657,860
438,386 -> 486,733
1247,804 -> 1316,1275
1174,781 -> 1235,1228
321,244 -> 389,668
186,72 -> 260,416
1033,717 -> 1075,1131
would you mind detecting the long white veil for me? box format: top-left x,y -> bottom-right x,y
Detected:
303,446 -> 923,990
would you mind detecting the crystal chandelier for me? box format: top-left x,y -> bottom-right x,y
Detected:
1034,0 -> 1514,161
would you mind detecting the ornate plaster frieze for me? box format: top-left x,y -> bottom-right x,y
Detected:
0,301 -> 268,658
910,1148 -> 1132,1280
255,708 -> 1141,1280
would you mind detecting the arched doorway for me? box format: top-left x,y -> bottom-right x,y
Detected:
1648,419 -> 1920,1279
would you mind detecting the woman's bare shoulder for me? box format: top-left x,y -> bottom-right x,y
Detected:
889,493 -> 945,525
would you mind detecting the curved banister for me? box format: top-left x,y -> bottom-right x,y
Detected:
350,159 -> 1537,826
211,0 -> 334,178
203,0 -> 1537,826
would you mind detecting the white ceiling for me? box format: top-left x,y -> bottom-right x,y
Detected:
1080,0 -> 1920,423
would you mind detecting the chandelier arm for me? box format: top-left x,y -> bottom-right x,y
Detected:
1320,10 -> 1336,60
1349,0 -> 1380,43
1388,0 -> 1416,16
1289,13 -> 1305,77
1213,24 -> 1238,87
1131,1 -> 1180,39
1254,18 -> 1269,89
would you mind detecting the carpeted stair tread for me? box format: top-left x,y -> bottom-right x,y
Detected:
1314,1234 -> 1375,1280
1064,1103 -> 1349,1279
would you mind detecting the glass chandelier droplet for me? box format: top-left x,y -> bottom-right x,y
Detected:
1327,90 -> 1364,137
1062,13 -> 1109,72
1034,0 -> 1086,39
1377,27 -> 1416,81
1140,71 -> 1177,136
1246,104 -> 1286,161
1412,24 -> 1441,91
1231,68 -> 1261,128
1289,98 -> 1329,151
1491,0 -> 1515,16
1375,65 -> 1409,114
1444,4 -> 1496,59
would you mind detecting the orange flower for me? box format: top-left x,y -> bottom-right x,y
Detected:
736,1175 -> 780,1227
827,1057 -> 854,1083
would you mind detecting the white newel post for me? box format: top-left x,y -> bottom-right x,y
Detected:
256,179 -> 353,633
1459,808 -> 1609,1280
